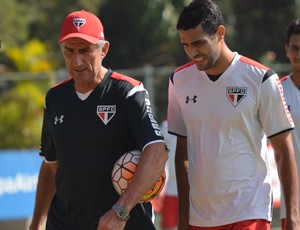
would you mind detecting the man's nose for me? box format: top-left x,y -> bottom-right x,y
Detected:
72,53 -> 83,67
186,46 -> 198,59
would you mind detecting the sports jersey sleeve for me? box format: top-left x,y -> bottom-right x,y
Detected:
124,83 -> 164,150
167,73 -> 187,137
258,70 -> 294,137
39,95 -> 57,162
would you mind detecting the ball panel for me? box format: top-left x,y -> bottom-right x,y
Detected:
121,168 -> 134,180
123,161 -> 137,173
112,150 -> 165,202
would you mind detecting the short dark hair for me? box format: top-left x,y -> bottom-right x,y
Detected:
286,19 -> 300,46
176,0 -> 224,36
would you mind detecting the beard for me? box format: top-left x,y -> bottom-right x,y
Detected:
195,55 -> 216,71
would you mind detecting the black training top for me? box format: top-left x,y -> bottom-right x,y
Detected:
40,69 -> 164,230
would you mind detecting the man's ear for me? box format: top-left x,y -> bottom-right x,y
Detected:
217,25 -> 225,40
101,41 -> 110,58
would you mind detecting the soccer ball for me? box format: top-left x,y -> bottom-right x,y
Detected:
112,150 -> 166,203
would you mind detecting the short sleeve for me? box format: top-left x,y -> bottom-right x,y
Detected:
258,71 -> 294,137
40,96 -> 57,162
167,74 -> 187,137
124,83 -> 164,149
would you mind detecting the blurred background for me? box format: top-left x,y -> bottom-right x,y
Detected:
0,0 -> 299,229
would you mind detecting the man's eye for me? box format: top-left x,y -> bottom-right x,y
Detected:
80,49 -> 91,53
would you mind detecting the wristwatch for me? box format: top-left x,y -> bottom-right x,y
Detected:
112,203 -> 130,221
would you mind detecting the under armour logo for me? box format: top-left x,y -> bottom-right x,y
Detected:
186,95 -> 197,104
54,115 -> 64,124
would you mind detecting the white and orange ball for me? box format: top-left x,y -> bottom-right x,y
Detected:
112,150 -> 166,203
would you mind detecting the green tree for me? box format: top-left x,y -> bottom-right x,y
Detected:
0,0 -> 37,47
28,0 -> 104,66
223,0 -> 296,63
0,39 -> 53,149
0,82 -> 45,149
2,0 -> 300,69
5,39 -> 54,72
2,0 -> 300,149
98,0 -> 183,68
1,0 -> 103,67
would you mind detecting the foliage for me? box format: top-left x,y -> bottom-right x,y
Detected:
1,0 -> 104,67
1,37 -> 54,149
1,0 -> 300,68
217,0 -> 296,64
1,0 -> 300,149
99,0 -> 183,69
5,39 -> 54,72
0,82 -> 45,149
0,0 -> 37,47
28,0 -> 104,65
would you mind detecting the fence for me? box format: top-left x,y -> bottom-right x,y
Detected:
0,62 -> 291,120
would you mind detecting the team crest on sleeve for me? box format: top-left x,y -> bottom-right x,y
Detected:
226,87 -> 247,107
97,105 -> 116,125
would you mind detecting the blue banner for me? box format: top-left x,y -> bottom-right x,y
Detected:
0,149 -> 42,220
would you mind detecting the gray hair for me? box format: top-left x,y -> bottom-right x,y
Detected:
98,40 -> 107,50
